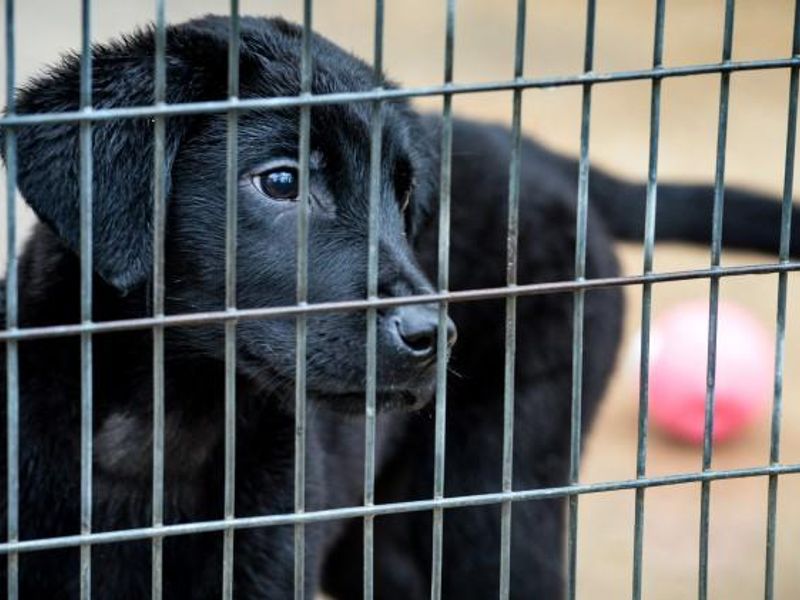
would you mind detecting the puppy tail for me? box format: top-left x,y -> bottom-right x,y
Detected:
589,169 -> 800,258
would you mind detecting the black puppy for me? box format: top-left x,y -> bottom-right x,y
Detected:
2,15 -> 797,599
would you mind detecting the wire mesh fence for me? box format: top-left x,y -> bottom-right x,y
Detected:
2,0 -> 799,599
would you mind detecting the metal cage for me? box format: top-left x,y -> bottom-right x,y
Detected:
2,1 -> 799,599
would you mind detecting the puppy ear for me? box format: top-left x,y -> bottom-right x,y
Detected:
406,112 -> 441,242
6,26 -> 231,292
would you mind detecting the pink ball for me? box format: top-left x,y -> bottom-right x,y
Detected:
630,300 -> 774,444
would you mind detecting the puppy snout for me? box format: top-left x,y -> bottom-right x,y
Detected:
391,305 -> 457,359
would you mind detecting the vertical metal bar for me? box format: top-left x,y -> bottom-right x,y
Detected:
764,2 -> 800,597
699,2 -> 735,598
430,0 -> 455,598
78,0 -> 94,596
151,1 -> 167,598
295,1 -> 313,598
223,3 -> 240,599
363,1 -> 384,599
632,2 -> 666,598
565,2 -> 596,599
498,1 -> 526,598
4,1 -> 19,598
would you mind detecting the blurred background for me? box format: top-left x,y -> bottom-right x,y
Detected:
1,0 -> 798,597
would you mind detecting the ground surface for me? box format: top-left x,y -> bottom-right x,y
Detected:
1,1 -> 798,598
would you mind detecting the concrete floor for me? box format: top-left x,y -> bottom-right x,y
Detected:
1,0 -> 799,597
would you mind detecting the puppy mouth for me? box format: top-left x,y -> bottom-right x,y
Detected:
238,343 -> 440,413
309,387 -> 433,414
329,360 -> 440,413
306,354 -> 442,413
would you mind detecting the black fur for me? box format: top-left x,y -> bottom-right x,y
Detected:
1,15 -> 797,599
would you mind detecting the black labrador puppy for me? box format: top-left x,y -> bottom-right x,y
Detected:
1,15 -> 797,599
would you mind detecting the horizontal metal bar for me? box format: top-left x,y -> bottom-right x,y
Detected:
0,261 -> 796,342
0,462 -> 797,556
2,56 -> 799,128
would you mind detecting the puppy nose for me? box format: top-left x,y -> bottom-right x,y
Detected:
393,306 -> 457,358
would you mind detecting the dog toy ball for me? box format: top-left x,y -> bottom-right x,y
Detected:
629,299 -> 773,444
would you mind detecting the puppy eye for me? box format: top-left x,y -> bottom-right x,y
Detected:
253,167 -> 299,201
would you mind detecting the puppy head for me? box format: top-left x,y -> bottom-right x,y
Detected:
7,15 -> 455,412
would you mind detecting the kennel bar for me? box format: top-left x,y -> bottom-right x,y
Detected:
698,2 -> 735,597
430,1 -> 455,598
223,2 -> 241,599
3,58 -> 800,127
4,0 -> 18,597
0,56 -> 800,127
764,2 -> 800,597
1,463 -> 799,557
565,1 -> 597,597
294,1 -> 314,598
78,0 -> 94,596
498,0 -> 527,598
1,2 -> 799,596
151,1 -> 167,598
632,1 -> 665,598
363,0 -> 385,598
0,263 -> 794,343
